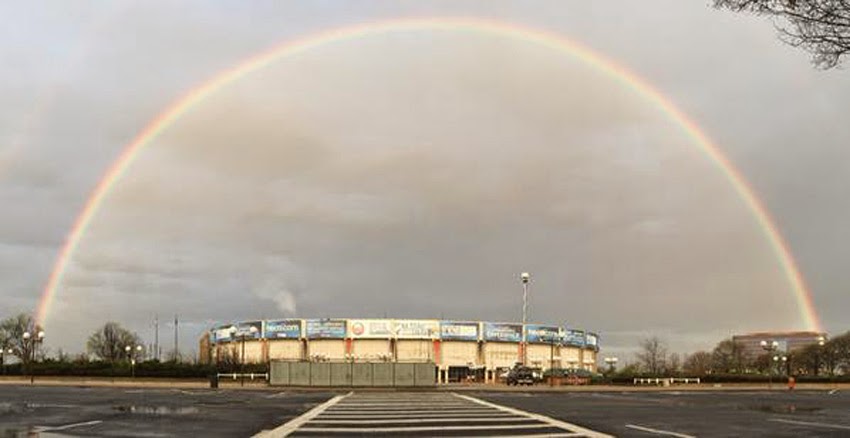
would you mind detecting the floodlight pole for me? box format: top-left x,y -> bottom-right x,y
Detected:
521,272 -> 530,365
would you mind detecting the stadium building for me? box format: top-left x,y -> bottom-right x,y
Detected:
201,318 -> 600,383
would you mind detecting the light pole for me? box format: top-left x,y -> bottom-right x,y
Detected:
760,340 -> 779,390
229,325 -> 258,387
520,272 -> 530,365
815,336 -> 826,376
604,357 -> 619,375
125,345 -> 143,378
23,330 -> 45,385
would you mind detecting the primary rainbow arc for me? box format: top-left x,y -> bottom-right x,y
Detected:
34,17 -> 822,332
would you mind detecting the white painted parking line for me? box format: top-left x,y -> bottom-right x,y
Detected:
253,392 -> 351,437
454,393 -> 613,438
298,423 -> 557,433
768,418 -> 850,430
311,417 -> 536,424
318,412 -> 517,419
36,420 -> 103,432
625,424 -> 697,438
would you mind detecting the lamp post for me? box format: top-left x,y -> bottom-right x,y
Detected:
815,336 -> 826,376
520,272 -> 530,365
23,330 -> 45,384
229,325 -> 258,387
604,357 -> 619,375
760,340 -> 779,390
125,345 -> 143,378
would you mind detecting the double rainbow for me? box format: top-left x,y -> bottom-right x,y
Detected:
34,17 -> 822,331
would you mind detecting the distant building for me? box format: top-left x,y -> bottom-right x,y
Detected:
733,331 -> 827,360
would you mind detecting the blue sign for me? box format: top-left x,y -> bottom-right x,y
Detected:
306,319 -> 346,339
562,330 -> 586,347
265,319 -> 301,339
440,321 -> 479,341
483,322 -> 522,342
526,325 -> 561,344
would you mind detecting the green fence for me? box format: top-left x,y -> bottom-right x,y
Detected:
270,361 -> 436,387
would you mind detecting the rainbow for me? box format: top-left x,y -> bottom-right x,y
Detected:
34,17 -> 822,331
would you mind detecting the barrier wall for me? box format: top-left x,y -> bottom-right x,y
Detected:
269,361 -> 436,387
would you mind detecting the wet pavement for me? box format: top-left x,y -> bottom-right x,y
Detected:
0,385 -> 333,437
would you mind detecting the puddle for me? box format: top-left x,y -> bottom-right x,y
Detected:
113,405 -> 199,415
750,404 -> 822,414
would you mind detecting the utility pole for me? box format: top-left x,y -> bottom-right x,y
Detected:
154,315 -> 159,361
520,272 -> 530,365
174,315 -> 179,362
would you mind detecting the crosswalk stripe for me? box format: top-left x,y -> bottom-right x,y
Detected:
310,417 -> 538,424
297,423 -> 557,433
454,393 -> 613,438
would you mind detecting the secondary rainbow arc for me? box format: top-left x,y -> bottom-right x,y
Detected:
34,17 -> 822,332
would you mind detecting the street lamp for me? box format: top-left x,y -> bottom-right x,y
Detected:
23,330 -> 45,384
125,345 -> 143,378
229,325 -> 259,387
520,272 -> 530,365
760,340 -> 779,390
604,357 -> 619,374
815,336 -> 826,376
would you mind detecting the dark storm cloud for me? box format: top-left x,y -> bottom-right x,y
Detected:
0,1 -> 846,359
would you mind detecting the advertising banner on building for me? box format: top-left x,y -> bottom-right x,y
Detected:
585,332 -> 600,350
526,325 -> 561,344
233,321 -> 263,339
212,325 -> 233,342
348,319 -> 394,338
305,319 -> 346,339
264,319 -> 302,339
394,319 -> 440,339
483,322 -> 522,342
440,321 -> 479,341
562,329 -> 586,347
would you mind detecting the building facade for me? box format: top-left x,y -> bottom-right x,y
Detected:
733,331 -> 827,361
202,318 -> 600,383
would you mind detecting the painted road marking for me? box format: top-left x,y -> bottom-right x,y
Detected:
311,417 -> 537,424
297,424 -> 557,433
276,392 -> 611,437
455,393 -> 613,438
36,420 -> 103,432
625,424 -> 697,438
769,418 -> 850,430
253,392 -> 350,437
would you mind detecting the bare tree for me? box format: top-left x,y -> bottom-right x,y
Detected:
684,351 -> 713,375
87,322 -> 142,363
666,352 -> 682,376
636,337 -> 668,375
715,0 -> 850,68
0,314 -> 43,364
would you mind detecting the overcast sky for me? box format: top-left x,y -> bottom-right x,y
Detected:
1,1 -> 848,361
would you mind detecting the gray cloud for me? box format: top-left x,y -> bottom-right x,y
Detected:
1,1 -> 846,359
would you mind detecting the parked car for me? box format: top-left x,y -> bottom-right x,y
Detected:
506,364 -> 535,386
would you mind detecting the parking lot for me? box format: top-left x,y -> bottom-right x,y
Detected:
1,385 -> 849,437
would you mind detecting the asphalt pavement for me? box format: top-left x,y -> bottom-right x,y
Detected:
1,385 -> 849,437
476,389 -> 850,437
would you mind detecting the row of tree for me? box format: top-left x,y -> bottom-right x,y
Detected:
627,332 -> 850,377
0,313 -> 144,365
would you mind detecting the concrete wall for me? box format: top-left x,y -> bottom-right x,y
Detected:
483,342 -> 520,370
269,361 -> 436,387
441,341 -> 478,367
396,340 -> 433,362
352,339 -> 391,361
307,339 -> 346,361
268,340 -> 302,361
527,344 -> 560,370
